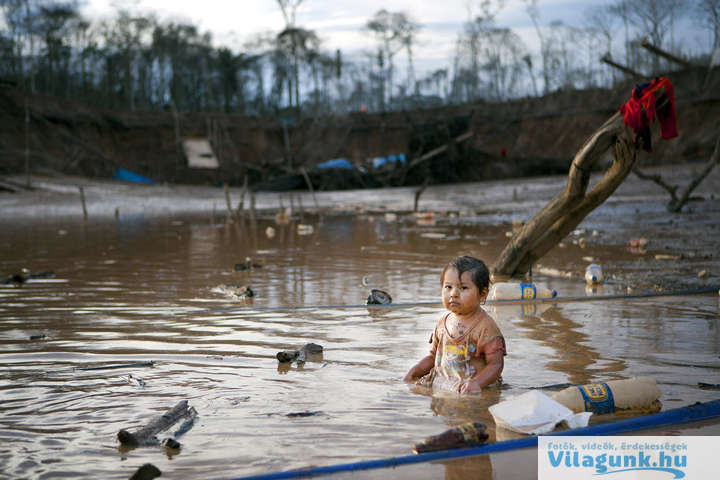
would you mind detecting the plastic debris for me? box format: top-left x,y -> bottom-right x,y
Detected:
584,264 -> 603,284
366,289 -> 392,305
488,390 -> 592,435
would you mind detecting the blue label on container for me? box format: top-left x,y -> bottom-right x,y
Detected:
519,283 -> 536,299
578,382 -> 615,414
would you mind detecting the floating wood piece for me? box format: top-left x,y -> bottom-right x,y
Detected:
413,422 -> 488,453
600,54 -> 643,78
173,406 -> 198,437
640,37 -> 691,68
118,400 -> 190,447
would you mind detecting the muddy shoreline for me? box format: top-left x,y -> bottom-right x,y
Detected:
2,162 -> 719,293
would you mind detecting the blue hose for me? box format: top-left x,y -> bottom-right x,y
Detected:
228,399 -> 720,480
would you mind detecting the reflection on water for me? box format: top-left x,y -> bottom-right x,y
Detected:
0,212 -> 719,479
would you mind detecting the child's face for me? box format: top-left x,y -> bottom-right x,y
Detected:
441,267 -> 487,315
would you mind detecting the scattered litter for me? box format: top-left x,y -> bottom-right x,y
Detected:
384,213 -> 397,222
582,256 -> 594,262
489,390 -> 592,435
584,264 -> 603,285
578,237 -> 587,248
366,289 -> 392,305
217,284 -> 254,298
125,374 -> 146,388
512,218 -> 523,231
420,232 -> 446,239
265,226 -> 276,239
275,208 -> 291,225
551,377 -> 661,414
297,224 -> 314,235
413,422 -> 488,453
234,257 -> 262,271
535,266 -> 573,278
488,282 -> 556,300
698,269 -> 708,279
655,254 -> 680,260
361,275 -> 372,286
627,237 -> 648,248
29,334 -> 46,341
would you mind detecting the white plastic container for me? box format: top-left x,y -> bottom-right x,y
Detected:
488,282 -> 557,300
584,264 -> 603,284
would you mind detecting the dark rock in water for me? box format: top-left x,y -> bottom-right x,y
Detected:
276,350 -> 300,362
366,289 -> 392,305
162,437 -> 181,449
129,463 -> 161,480
277,343 -> 324,363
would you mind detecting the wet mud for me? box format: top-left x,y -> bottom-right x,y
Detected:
0,164 -> 719,479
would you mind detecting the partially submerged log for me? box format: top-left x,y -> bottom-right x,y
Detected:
493,111 -> 641,278
118,400 -> 194,447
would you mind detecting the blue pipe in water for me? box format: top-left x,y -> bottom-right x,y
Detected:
228,399 -> 720,480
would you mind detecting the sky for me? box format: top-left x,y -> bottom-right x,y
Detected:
78,0 -> 685,80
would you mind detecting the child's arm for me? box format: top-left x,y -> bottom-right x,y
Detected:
403,354 -> 435,383
458,349 -> 504,393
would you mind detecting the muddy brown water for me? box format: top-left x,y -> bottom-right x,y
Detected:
1,166 -> 719,479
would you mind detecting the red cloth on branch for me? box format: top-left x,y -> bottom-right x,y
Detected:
619,76 -> 678,152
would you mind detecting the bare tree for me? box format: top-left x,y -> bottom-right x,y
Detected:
696,0 -> 720,49
626,0 -> 685,73
584,4 -> 616,84
366,9 -> 421,109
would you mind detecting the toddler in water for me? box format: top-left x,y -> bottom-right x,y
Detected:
404,256 -> 506,393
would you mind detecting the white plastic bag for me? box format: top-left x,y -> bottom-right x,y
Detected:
489,390 -> 592,435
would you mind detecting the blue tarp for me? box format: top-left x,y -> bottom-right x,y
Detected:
316,158 -> 354,170
114,168 -> 156,184
372,153 -> 406,169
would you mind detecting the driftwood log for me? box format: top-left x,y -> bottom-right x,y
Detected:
493,109 -> 641,279
118,400 -> 193,447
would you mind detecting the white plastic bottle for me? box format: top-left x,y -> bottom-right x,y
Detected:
488,282 -> 557,300
584,264 -> 603,284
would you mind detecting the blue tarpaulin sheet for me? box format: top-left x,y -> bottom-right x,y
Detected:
114,168 -> 156,184
316,158 -> 354,170
372,153 -> 406,168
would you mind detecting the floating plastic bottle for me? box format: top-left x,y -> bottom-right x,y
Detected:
488,282 -> 557,301
412,422 -> 488,453
584,264 -> 603,284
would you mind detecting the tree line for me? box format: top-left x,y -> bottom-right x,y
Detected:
1,0 -> 718,116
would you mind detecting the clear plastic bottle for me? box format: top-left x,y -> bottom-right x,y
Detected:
585,264 -> 603,284
488,282 -> 557,300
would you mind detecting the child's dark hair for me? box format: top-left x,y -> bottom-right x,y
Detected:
441,256 -> 490,292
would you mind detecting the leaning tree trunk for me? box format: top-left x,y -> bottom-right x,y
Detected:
492,111 -> 639,279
